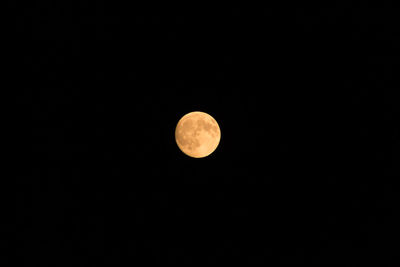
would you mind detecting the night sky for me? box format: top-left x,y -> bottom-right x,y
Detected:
13,4 -> 399,264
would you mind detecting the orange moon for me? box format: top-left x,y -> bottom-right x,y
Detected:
175,111 -> 221,158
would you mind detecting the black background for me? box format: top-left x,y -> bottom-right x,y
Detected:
12,3 -> 400,264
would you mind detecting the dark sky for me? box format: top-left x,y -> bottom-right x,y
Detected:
13,3 -> 399,264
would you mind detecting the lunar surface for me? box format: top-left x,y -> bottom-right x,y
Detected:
175,111 -> 221,158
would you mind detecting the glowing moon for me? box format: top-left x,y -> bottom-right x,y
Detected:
175,111 -> 221,158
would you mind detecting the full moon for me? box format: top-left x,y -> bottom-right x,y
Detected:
175,111 -> 221,158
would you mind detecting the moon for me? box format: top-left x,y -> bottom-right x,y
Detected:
175,111 -> 221,158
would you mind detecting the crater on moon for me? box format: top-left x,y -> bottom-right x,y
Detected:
175,111 -> 221,158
